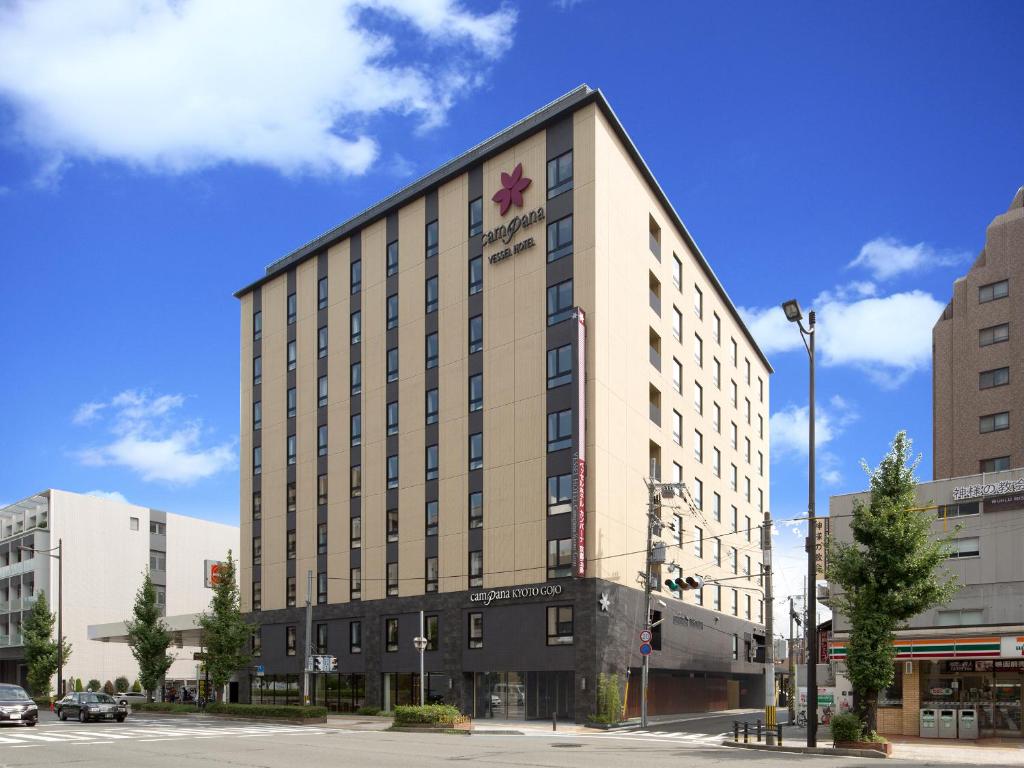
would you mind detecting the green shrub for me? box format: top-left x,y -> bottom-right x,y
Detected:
393,704 -> 462,726
593,673 -> 622,724
32,697 -> 52,707
830,712 -> 865,743
103,680 -> 115,695
87,679 -> 101,692
356,706 -> 383,715
115,677 -> 130,693
131,679 -> 142,693
131,702 -> 194,713
206,703 -> 327,719
75,678 -> 83,692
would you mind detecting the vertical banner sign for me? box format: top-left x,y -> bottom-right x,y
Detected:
204,560 -> 224,588
571,308 -> 587,578
813,519 -> 830,579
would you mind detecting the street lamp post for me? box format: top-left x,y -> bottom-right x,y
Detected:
781,299 -> 817,748
20,539 -> 63,698
413,610 -> 428,706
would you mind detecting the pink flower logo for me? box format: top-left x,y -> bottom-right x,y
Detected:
492,162 -> 531,216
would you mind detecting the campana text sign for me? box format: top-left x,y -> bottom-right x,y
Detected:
469,583 -> 564,606
485,206 -> 544,263
951,478 -> 1024,501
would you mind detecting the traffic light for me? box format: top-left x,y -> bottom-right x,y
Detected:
664,574 -> 705,593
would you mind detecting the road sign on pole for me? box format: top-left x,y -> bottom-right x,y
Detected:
640,630 -> 652,643
640,643 -> 652,656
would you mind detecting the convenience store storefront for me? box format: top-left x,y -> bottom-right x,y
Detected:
832,635 -> 1024,738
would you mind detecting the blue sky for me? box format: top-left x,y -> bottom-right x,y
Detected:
1,1 -> 1022,609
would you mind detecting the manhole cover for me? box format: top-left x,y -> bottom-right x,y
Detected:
551,743 -> 583,748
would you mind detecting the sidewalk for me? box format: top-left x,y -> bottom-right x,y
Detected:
888,735 -> 1024,765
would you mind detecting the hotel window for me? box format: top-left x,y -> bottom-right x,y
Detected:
425,388 -> 439,425
253,310 -> 262,340
713,403 -> 721,433
350,361 -> 361,395
386,240 -> 399,276
287,434 -> 296,464
286,577 -> 296,607
253,355 -> 262,385
287,340 -> 297,370
713,537 -> 721,566
980,367 -> 1009,389
350,310 -> 361,344
387,455 -> 399,489
253,491 -> 262,520
547,606 -> 574,646
731,589 -> 738,616
468,432 -> 483,470
758,489 -> 764,513
694,526 -> 703,558
731,422 -> 738,450
317,574 -> 327,605
425,444 -> 439,481
732,505 -> 739,531
758,451 -> 764,476
318,277 -> 328,310
469,550 -> 483,587
468,255 -> 483,295
693,285 -> 703,319
548,474 -> 571,515
744,554 -> 752,579
253,446 -> 262,476
745,437 -> 751,463
252,536 -> 261,566
745,358 -> 751,385
745,594 -> 752,619
425,219 -> 439,258
713,358 -> 721,388
468,315 -> 483,354
979,411 -> 1009,433
730,380 -> 738,408
693,430 -> 703,463
980,456 -> 1010,472
713,312 -> 721,344
253,400 -> 262,430
316,622 -> 327,652
730,337 -> 738,366
287,292 -> 297,324
286,626 -> 296,655
386,617 -> 399,651
713,447 -> 721,477
252,628 -> 262,657
710,586 -> 720,612
937,501 -> 980,519
949,537 -> 980,559
979,323 -> 1008,346
468,197 -> 483,236
712,492 -> 721,522
758,414 -> 764,439
468,613 -> 483,648
423,615 -> 439,651
350,621 -> 362,653
350,259 -> 361,293
386,294 -> 399,330
425,501 -> 439,537
287,530 -> 296,560
288,482 -> 296,513
387,346 -> 399,381
672,410 -> 682,445
979,279 -> 1008,303
672,461 -> 682,484
469,491 -> 483,528
547,409 -> 573,452
547,150 -> 573,198
351,516 -> 363,548
649,216 -> 661,259
745,397 -> 751,424
469,373 -> 483,412
730,464 -> 737,491
318,375 -> 328,408
318,425 -> 328,456
692,477 -> 703,509
694,381 -> 703,415
672,253 -> 682,290
425,558 -> 439,593
386,401 -> 399,436
547,214 -> 573,262
425,275 -> 438,314
425,333 -> 439,369
547,538 -> 572,578
729,547 -> 738,574
547,279 -> 574,326
937,608 -> 985,626
350,413 -> 361,447
387,562 -> 398,596
386,508 -> 399,543
287,386 -> 296,418
759,377 -> 764,402
350,465 -> 361,497
673,306 -> 682,341
673,514 -> 683,546
350,568 -> 361,601
694,334 -> 703,367
317,521 -> 327,553
672,358 -> 682,393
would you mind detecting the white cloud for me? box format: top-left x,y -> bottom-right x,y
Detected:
770,396 -> 857,458
72,401 -> 106,425
0,0 -> 517,179
73,390 -> 234,484
83,489 -> 129,503
848,237 -> 964,281
741,286 -> 945,387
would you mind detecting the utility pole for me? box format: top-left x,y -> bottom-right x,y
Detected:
763,509 -> 775,745
303,569 -> 313,705
641,480 -> 657,728
806,309 -> 817,748
789,596 -> 797,723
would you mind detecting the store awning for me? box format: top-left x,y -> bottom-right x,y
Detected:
88,613 -> 205,648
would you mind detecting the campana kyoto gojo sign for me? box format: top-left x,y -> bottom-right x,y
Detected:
485,162 -> 545,264
952,477 -> 1024,501
469,583 -> 564,606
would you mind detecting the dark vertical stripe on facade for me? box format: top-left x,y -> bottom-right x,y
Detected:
349,232 -> 362,576
384,213 -> 400,573
251,287 -> 262,587
286,270 -> 297,586
424,190 -> 439,562
467,167 -> 483,556
316,253 -> 329,580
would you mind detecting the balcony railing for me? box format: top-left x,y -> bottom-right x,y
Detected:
8,598 -> 21,612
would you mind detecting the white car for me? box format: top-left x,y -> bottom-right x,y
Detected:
112,691 -> 148,706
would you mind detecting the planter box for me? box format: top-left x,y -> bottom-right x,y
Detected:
835,740 -> 892,756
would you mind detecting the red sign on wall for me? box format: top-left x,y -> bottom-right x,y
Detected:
571,308 -> 587,578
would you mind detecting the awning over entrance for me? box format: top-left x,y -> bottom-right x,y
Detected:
88,613 -> 205,648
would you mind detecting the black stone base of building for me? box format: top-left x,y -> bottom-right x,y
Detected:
242,577 -> 766,723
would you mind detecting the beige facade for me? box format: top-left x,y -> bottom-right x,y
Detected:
237,87 -> 770,626
934,188 -> 1024,479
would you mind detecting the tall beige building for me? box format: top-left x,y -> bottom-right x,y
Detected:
234,86 -> 772,720
934,188 -> 1024,479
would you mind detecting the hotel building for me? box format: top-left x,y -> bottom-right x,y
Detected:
235,86 -> 772,720
934,187 -> 1024,479
0,490 -> 238,692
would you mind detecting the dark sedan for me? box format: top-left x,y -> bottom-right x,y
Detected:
0,684 -> 38,726
56,692 -> 127,723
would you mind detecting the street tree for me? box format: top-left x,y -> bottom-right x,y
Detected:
829,431 -> 959,734
125,570 -> 175,702
115,676 -> 130,693
197,552 -> 253,701
21,590 -> 72,697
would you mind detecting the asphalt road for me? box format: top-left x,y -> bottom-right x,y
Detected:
0,710 -> 991,768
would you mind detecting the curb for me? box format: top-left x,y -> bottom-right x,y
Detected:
131,711 -> 327,726
472,729 -> 526,736
722,740 -> 888,759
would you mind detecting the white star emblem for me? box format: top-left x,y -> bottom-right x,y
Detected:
599,592 -> 611,612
